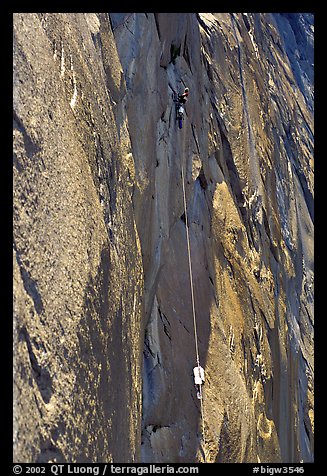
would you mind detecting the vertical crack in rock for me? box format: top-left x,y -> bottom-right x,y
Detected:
19,326 -> 53,404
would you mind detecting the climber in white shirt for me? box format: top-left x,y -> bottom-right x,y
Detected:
193,364 -> 205,399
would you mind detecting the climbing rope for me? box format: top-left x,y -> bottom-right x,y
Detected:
181,163 -> 206,462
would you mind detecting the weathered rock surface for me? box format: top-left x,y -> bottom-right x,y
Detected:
13,13 -> 313,463
13,13 -> 143,463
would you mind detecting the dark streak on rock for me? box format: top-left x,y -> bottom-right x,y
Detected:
14,242 -> 45,315
13,110 -> 41,161
19,326 -> 53,404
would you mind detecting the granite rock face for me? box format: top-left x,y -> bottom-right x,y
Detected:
13,13 -> 313,463
13,13 -> 143,463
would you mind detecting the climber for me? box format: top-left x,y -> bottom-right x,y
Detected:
176,87 -> 189,129
178,87 -> 189,104
193,364 -> 205,399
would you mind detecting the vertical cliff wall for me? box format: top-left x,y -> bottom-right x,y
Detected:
13,13 -> 314,463
13,13 -> 144,463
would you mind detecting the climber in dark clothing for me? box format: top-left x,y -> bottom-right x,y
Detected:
178,87 -> 189,104
175,87 -> 189,129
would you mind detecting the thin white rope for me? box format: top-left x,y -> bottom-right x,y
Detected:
181,163 -> 206,462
